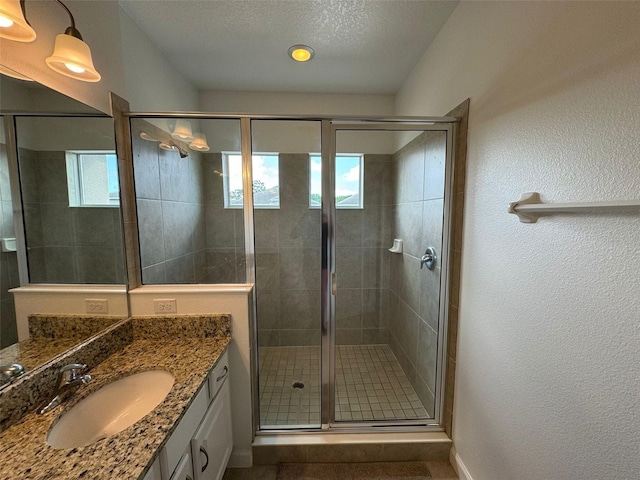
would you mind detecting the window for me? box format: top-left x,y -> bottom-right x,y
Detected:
309,154 -> 363,208
66,151 -> 119,207
223,153 -> 280,208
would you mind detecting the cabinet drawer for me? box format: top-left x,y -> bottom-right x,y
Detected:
207,351 -> 229,401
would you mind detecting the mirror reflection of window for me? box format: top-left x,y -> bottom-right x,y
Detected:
66,151 -> 119,207
223,152 -> 280,208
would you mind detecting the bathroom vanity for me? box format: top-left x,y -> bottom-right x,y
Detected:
0,315 -> 233,480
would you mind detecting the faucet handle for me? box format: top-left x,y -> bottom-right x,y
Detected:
60,363 -> 88,373
58,363 -> 89,385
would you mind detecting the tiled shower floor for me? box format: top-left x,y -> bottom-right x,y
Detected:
258,344 -> 429,428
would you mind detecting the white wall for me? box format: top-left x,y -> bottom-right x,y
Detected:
119,11 -> 198,112
200,90 -> 397,153
396,2 -> 640,480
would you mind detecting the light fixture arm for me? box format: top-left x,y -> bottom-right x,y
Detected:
53,0 -> 82,39
19,0 -> 32,26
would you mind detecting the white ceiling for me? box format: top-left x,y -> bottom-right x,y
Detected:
118,0 -> 459,94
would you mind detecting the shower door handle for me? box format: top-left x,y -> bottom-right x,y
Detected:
331,273 -> 337,295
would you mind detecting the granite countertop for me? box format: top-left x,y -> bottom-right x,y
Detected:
0,316 -> 231,480
0,315 -> 124,374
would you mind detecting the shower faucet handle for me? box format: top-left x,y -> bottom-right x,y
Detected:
420,247 -> 437,270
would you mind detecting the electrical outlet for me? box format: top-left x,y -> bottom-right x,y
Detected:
154,298 -> 177,314
85,298 -> 108,314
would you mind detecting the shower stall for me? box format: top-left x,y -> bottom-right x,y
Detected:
128,114 -> 455,433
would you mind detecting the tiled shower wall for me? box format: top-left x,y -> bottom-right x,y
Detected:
388,131 -> 446,416
200,152 -> 245,283
0,144 -> 19,347
255,153 -> 322,347
255,153 -> 393,347
17,147 -> 125,285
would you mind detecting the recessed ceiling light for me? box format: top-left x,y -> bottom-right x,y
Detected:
288,44 -> 314,62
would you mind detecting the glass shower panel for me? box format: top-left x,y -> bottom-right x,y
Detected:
131,118 -> 244,284
252,120 -> 322,429
333,129 -> 448,424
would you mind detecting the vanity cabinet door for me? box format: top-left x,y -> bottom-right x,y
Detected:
190,379 -> 233,480
142,458 -> 162,480
170,452 -> 195,480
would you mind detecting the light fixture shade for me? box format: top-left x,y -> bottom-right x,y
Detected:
140,132 -> 157,142
0,0 -> 36,42
171,120 -> 194,142
189,132 -> 210,152
159,142 -> 177,151
45,33 -> 101,82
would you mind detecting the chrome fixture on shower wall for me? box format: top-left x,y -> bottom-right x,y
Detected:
420,247 -> 437,270
0,0 -> 101,82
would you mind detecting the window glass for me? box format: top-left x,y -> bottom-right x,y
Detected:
66,151 -> 119,207
309,154 -> 363,208
224,153 -> 280,208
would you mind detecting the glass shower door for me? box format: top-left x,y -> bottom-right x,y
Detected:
252,120 -> 323,429
330,125 -> 452,426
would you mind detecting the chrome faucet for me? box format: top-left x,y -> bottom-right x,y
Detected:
0,363 -> 25,384
39,363 -> 92,414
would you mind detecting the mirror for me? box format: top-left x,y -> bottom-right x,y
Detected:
0,67 -> 128,385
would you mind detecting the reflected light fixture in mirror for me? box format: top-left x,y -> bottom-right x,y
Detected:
171,119 -> 194,142
0,0 -> 36,41
189,132 -> 210,152
141,128 -> 208,153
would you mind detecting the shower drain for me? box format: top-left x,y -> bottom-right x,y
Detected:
292,381 -> 305,389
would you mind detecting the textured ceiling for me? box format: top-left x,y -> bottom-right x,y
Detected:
118,0 -> 459,94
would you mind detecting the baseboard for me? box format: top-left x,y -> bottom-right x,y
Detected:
228,448 -> 253,468
449,446 -> 473,480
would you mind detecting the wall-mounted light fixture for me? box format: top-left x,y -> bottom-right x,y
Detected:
0,0 -> 36,41
0,0 -> 101,82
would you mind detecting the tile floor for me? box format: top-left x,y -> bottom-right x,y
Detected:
259,344 -> 429,428
223,462 -> 459,480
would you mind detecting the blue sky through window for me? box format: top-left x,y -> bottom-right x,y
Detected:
310,154 -> 363,208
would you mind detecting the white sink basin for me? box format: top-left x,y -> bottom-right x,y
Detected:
47,370 -> 174,449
